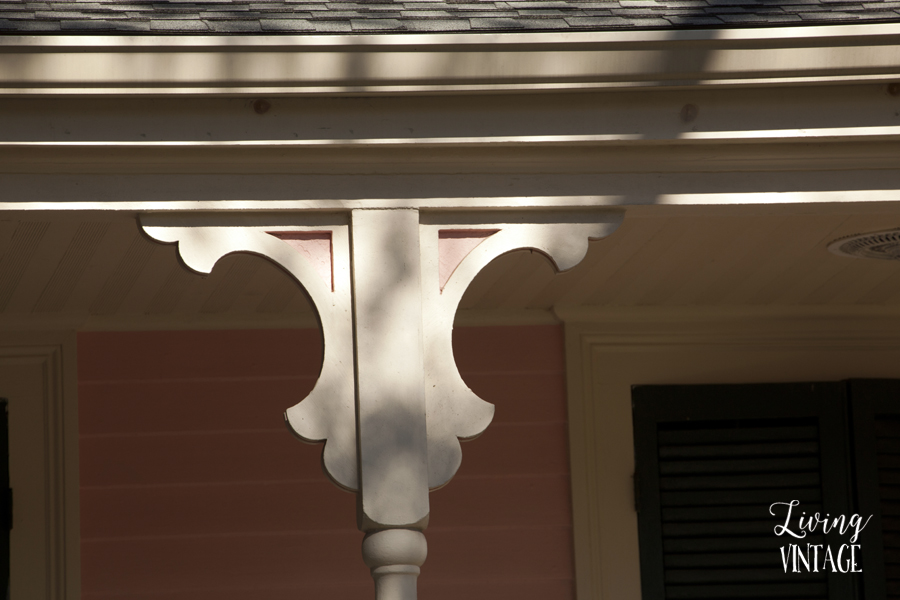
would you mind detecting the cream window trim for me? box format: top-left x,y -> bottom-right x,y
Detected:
0,332 -> 79,600
560,306 -> 900,600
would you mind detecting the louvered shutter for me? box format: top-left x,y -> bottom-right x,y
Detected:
850,380 -> 900,600
633,383 -> 855,600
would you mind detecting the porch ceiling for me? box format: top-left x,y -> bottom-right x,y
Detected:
2,204 -> 900,332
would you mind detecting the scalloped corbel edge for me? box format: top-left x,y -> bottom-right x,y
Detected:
420,210 -> 624,489
141,215 -> 359,492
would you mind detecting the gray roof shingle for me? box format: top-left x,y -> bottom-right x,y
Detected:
0,0 -> 898,34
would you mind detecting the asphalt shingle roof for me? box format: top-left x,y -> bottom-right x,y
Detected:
1,0 -> 899,34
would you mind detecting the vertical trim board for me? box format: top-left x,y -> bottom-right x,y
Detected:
0,333 -> 78,600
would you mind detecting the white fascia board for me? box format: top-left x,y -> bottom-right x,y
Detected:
2,23 -> 900,95
3,192 -> 900,213
2,125 -> 900,149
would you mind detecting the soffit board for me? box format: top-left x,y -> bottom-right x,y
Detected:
2,207 -> 900,331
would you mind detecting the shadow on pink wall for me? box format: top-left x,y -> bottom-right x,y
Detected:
77,325 -> 573,599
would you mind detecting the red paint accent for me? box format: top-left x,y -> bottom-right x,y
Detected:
78,325 -> 573,599
437,229 -> 498,291
267,231 -> 334,291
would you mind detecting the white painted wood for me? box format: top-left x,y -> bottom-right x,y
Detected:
5,205 -> 900,332
139,208 -> 622,599
140,215 -> 360,491
0,332 -> 79,600
6,192 -> 900,214
351,209 -> 430,529
2,24 -> 900,95
6,124 -> 900,151
420,210 -> 623,489
362,529 -> 427,600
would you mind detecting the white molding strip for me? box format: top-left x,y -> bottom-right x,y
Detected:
0,333 -> 79,600
4,125 -> 900,150
3,190 -> 900,213
2,23 -> 900,95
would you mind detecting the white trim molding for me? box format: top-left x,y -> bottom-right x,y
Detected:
0,332 -> 79,600
2,24 -> 900,95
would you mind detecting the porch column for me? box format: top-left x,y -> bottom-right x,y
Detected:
351,209 -> 430,598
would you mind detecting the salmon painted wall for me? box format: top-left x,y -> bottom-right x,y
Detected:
77,325 -> 574,599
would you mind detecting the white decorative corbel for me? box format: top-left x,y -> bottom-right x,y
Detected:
141,208 -> 622,600
141,214 -> 359,492
418,210 -> 622,490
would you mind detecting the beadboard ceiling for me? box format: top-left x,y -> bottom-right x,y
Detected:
2,207 -> 900,331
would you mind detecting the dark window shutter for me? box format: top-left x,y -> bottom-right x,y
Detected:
850,380 -> 900,600
633,383 -> 855,600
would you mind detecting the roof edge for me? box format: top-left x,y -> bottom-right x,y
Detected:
2,23 -> 900,96
4,22 -> 900,48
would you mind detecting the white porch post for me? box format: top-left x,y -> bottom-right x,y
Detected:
142,207 -> 621,600
352,209 -> 430,598
352,209 -> 430,531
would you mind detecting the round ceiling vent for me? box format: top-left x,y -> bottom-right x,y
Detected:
828,229 -> 900,260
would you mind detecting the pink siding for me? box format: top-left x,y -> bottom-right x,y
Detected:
78,325 -> 573,599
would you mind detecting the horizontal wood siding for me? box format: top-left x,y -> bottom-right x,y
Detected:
78,325 -> 573,599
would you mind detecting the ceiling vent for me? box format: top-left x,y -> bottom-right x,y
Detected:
828,229 -> 900,260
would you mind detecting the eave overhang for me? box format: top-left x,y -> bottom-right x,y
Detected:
2,24 -> 900,213
2,23 -> 900,96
